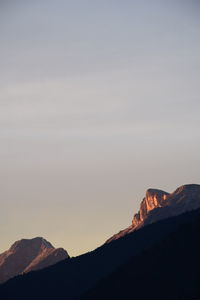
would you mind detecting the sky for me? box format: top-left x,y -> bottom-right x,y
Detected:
0,0 -> 200,256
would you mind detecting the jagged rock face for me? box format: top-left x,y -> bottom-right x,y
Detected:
0,237 -> 69,283
132,189 -> 169,227
106,184 -> 200,243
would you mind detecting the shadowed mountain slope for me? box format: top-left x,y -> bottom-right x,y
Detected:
83,212 -> 200,300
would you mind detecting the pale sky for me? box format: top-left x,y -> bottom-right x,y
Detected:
0,0 -> 200,256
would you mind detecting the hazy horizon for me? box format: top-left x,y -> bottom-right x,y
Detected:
1,0 -> 200,256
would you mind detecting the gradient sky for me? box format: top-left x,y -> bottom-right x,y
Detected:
0,0 -> 200,256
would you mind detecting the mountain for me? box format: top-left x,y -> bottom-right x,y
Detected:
0,237 -> 69,283
0,184 -> 200,300
106,184 -> 200,242
1,208 -> 200,299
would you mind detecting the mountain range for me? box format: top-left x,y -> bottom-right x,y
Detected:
0,184 -> 200,300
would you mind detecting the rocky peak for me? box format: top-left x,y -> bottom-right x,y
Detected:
0,237 -> 69,283
132,188 -> 169,227
165,184 -> 200,213
173,184 -> 200,194
10,237 -> 54,253
106,184 -> 200,243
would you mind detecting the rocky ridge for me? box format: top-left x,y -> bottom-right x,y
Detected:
0,237 -> 69,283
106,184 -> 200,243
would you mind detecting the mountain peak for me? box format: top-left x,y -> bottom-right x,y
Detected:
106,183 -> 200,243
0,237 -> 69,283
146,188 -> 168,196
131,188 -> 169,227
173,184 -> 200,195
10,237 -> 54,253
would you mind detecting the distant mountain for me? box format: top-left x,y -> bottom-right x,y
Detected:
106,184 -> 200,242
0,237 -> 69,283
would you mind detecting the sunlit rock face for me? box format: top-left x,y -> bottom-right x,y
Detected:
132,189 -> 169,226
0,237 -> 69,283
106,184 -> 200,243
